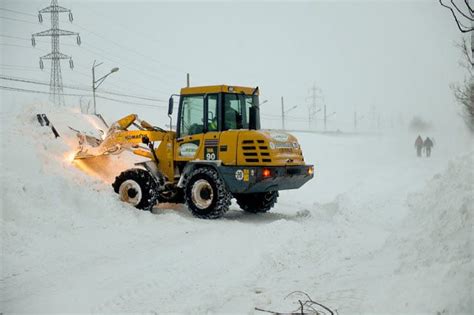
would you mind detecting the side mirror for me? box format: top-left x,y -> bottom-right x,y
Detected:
168,97 -> 174,116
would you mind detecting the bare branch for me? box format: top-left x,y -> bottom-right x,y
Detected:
285,291 -> 335,315
307,300 -> 335,315
285,290 -> 314,302
464,0 -> 473,14
439,0 -> 474,33
450,0 -> 474,21
455,38 -> 474,70
299,300 -> 304,315
254,307 -> 276,314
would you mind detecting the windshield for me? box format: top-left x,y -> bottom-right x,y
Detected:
222,93 -> 257,130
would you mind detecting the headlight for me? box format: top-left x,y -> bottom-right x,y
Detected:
269,142 -> 275,149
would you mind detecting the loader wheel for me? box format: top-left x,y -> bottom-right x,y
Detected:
112,168 -> 159,211
235,191 -> 279,213
185,167 -> 231,219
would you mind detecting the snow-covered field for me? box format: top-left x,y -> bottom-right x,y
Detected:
1,105 -> 473,314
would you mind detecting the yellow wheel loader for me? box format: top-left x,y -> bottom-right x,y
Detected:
75,85 -> 314,219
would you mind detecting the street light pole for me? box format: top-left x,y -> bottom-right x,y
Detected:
92,60 -> 119,115
325,109 -> 336,131
92,60 -> 100,115
281,96 -> 298,131
281,96 -> 285,130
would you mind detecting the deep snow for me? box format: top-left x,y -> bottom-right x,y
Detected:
1,105 -> 473,314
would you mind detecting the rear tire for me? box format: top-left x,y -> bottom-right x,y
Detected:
235,191 -> 279,213
112,168 -> 159,211
185,167 -> 231,219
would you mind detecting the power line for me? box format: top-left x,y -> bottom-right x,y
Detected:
0,9 -> 181,92
0,10 -> 180,84
0,16 -> 37,24
0,7 -> 37,17
0,85 -> 86,97
0,63 -> 44,69
96,94 -> 166,108
0,7 -> 179,95
0,67 -> 49,73
0,42 -> 46,51
0,85 -> 166,108
73,23 -> 184,80
76,44 -> 174,94
0,75 -> 166,102
0,63 -> 168,100
0,34 -> 30,40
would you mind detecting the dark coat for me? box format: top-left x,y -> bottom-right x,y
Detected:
424,138 -> 433,148
415,136 -> 423,147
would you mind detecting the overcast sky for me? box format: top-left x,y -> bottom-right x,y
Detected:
0,0 -> 470,131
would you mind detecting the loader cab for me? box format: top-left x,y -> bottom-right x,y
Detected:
173,85 -> 260,163
176,85 -> 260,138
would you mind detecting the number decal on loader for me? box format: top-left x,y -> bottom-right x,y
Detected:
205,146 -> 218,160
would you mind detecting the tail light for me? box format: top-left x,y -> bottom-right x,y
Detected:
308,166 -> 314,175
262,168 -> 271,178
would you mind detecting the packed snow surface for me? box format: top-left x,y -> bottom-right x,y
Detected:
1,105 -> 473,314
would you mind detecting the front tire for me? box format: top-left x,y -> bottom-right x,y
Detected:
235,191 -> 279,213
112,168 -> 159,211
184,167 -> 231,219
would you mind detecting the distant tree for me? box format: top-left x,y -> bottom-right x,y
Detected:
451,38 -> 474,132
409,116 -> 432,132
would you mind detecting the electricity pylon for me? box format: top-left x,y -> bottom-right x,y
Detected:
32,0 -> 81,106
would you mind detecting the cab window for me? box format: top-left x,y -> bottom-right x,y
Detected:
207,94 -> 218,132
180,95 -> 204,137
223,94 -> 249,130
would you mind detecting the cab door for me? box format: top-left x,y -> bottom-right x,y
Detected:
175,94 -> 221,162
201,94 -> 220,162
175,94 -> 205,162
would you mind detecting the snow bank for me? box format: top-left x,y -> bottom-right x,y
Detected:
1,104 -> 472,313
382,152 -> 474,314
0,105 -> 166,310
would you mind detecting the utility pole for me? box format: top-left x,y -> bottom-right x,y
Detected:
307,84 -> 318,129
324,103 -> 326,131
368,105 -> 377,131
281,96 -> 285,130
187,73 -> 190,87
354,111 -> 364,131
32,0 -> 81,106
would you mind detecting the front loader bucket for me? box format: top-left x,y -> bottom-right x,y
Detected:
71,113 -> 160,160
74,131 -> 126,159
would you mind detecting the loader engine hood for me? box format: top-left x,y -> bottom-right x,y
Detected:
236,130 -> 305,166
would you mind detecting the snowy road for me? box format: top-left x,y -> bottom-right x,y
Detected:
1,107 -> 472,314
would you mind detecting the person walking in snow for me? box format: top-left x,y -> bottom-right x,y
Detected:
414,135 -> 423,157
423,137 -> 434,157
